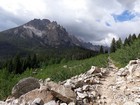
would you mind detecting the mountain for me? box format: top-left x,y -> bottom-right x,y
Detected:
0,19 -> 98,59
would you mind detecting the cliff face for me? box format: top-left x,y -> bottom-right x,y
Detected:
1,59 -> 140,105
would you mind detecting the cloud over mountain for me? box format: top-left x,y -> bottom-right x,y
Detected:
0,0 -> 140,46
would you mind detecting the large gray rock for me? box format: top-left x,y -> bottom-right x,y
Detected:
47,81 -> 76,103
19,86 -> 54,104
12,77 -> 40,98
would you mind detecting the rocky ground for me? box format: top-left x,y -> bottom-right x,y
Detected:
0,58 -> 140,105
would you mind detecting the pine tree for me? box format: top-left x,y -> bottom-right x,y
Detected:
100,45 -> 104,53
124,37 -> 129,46
31,54 -> 37,68
13,54 -> 22,74
26,54 -> 31,68
138,34 -> 140,39
128,34 -> 132,45
116,38 -> 122,49
7,59 -> 13,73
110,38 -> 116,53
132,34 -> 137,41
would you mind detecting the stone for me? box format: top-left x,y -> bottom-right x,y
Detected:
68,102 -> 75,105
111,103 -> 117,105
12,77 -> 40,98
19,86 -> 54,104
11,99 -> 19,105
63,79 -> 75,88
129,60 -> 137,65
90,91 -> 97,97
117,68 -> 129,76
83,98 -> 88,104
60,103 -> 67,105
74,88 -> 82,92
87,66 -> 101,75
82,85 -> 90,91
44,100 -> 57,105
44,78 -> 51,85
77,92 -> 88,99
123,101 -> 138,105
133,66 -> 140,78
5,59 -> 140,105
47,81 -> 76,103
0,101 -> 6,105
134,98 -> 140,104
31,98 -> 44,105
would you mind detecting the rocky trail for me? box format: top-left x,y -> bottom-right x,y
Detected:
0,59 -> 140,105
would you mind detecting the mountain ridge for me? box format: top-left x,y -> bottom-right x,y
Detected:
1,18 -> 100,49
0,18 -> 100,59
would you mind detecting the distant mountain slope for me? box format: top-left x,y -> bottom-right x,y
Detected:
0,19 -> 98,59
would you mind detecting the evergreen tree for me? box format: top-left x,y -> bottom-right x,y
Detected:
110,38 -> 116,53
13,54 -> 22,74
116,38 -> 122,49
26,54 -> 31,68
31,54 -> 38,68
124,37 -> 129,46
100,45 -> 104,53
128,34 -> 132,45
22,59 -> 28,72
132,34 -> 137,41
138,34 -> 140,39
7,59 -> 13,73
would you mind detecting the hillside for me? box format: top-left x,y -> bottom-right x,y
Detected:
0,58 -> 140,105
0,36 -> 139,101
111,36 -> 140,67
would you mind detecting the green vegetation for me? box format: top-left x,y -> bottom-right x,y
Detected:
0,54 -> 108,100
111,38 -> 140,67
0,33 -> 139,100
110,34 -> 140,67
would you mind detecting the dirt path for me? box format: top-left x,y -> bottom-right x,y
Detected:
97,57 -> 118,105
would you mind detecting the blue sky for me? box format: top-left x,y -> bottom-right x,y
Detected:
0,0 -> 140,46
113,10 -> 136,22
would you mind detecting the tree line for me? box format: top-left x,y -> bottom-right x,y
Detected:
110,34 -> 140,53
0,46 -> 98,74
5,54 -> 38,74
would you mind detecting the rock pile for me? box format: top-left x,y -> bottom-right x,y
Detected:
0,59 -> 140,105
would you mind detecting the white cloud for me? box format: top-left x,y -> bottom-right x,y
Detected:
0,0 -> 140,46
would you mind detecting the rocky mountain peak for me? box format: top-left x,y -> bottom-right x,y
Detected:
24,19 -> 51,30
1,18 -> 101,50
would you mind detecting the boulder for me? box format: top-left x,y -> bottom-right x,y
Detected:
19,86 -> 54,104
47,81 -> 76,103
12,77 -> 40,98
